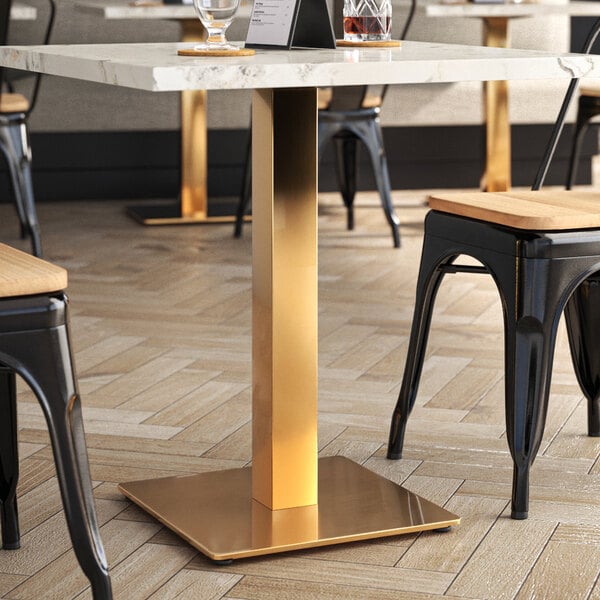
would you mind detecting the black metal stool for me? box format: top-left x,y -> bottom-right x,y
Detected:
0,243 -> 112,599
387,192 -> 600,519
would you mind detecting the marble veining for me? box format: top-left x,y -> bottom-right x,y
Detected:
0,41 -> 599,92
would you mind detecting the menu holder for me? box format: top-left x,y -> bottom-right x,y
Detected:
246,0 -> 335,49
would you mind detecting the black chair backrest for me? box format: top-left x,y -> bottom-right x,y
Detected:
0,0 -> 13,93
325,0 -> 417,112
532,17 -> 600,190
0,0 -> 56,116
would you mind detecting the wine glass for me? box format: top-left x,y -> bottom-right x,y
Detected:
193,0 -> 241,51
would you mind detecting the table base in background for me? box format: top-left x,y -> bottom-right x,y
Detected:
126,201 -> 251,225
118,456 -> 460,561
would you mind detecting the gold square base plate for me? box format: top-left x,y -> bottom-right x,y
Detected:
118,456 -> 459,560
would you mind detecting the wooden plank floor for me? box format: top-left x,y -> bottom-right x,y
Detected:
0,190 -> 599,599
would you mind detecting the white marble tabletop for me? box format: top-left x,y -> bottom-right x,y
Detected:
425,0 -> 600,18
0,41 -> 599,92
12,2 -> 37,19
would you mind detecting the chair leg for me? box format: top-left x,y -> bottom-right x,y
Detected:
564,274 -> 600,437
497,259 -> 567,519
0,367 -> 20,550
334,136 -> 358,231
351,119 -> 400,248
0,118 -> 42,257
234,129 -> 252,239
0,312 -> 111,598
387,233 -> 456,459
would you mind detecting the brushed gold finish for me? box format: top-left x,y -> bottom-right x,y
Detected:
118,456 -> 460,561
482,17 -> 511,192
252,88 -> 319,511
119,87 -> 459,562
180,21 -> 208,219
126,207 -> 250,225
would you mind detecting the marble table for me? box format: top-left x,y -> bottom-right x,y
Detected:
2,40 -> 599,561
425,0 -> 600,192
75,1 -> 251,226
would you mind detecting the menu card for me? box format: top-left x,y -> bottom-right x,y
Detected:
246,0 -> 335,49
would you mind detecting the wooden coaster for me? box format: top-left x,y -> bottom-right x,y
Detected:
336,39 -> 401,48
177,47 -> 256,57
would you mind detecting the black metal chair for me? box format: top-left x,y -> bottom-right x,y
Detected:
234,0 -> 417,247
0,243 -> 112,599
0,0 -> 56,257
387,18 -> 600,520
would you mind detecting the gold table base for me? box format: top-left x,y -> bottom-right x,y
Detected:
118,456 -> 459,561
126,202 -> 251,225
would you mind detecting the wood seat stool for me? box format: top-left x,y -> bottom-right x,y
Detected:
387,191 -> 600,520
0,243 -> 112,599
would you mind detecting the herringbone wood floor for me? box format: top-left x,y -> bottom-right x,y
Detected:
0,190 -> 599,599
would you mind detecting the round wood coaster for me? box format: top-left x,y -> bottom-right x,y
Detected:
336,39 -> 401,48
177,47 -> 256,57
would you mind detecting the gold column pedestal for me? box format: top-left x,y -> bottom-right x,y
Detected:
126,21 -> 249,226
119,456 -> 459,561
119,88 -> 459,560
482,17 -> 511,192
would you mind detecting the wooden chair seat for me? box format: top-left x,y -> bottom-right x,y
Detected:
578,84 -> 600,98
428,190 -> 600,231
317,88 -> 383,111
0,93 -> 29,114
0,243 -> 67,297
0,241 -> 112,597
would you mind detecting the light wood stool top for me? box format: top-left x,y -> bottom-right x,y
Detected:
0,243 -> 67,298
428,190 -> 600,231
0,93 -> 30,114
579,85 -> 600,98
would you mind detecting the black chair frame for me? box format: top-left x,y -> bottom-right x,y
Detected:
387,18 -> 600,520
0,293 -> 112,599
0,0 -> 56,257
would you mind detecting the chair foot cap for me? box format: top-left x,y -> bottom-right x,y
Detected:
3,541 -> 21,550
511,511 -> 528,520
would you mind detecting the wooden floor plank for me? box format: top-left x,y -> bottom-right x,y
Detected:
0,192 -> 598,598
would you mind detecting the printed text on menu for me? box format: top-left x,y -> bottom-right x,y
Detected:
246,0 -> 296,46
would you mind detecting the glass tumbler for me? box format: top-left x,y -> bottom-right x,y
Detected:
343,0 -> 392,42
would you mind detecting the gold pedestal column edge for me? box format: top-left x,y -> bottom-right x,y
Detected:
119,87 -> 459,560
482,17 -> 511,192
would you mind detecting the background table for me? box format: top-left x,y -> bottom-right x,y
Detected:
1,40 -> 598,560
11,2 -> 37,19
76,0 -> 252,225
425,0 -> 600,191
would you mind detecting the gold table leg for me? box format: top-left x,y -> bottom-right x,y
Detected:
119,88 -> 459,560
127,21 -> 249,225
482,17 -> 511,192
